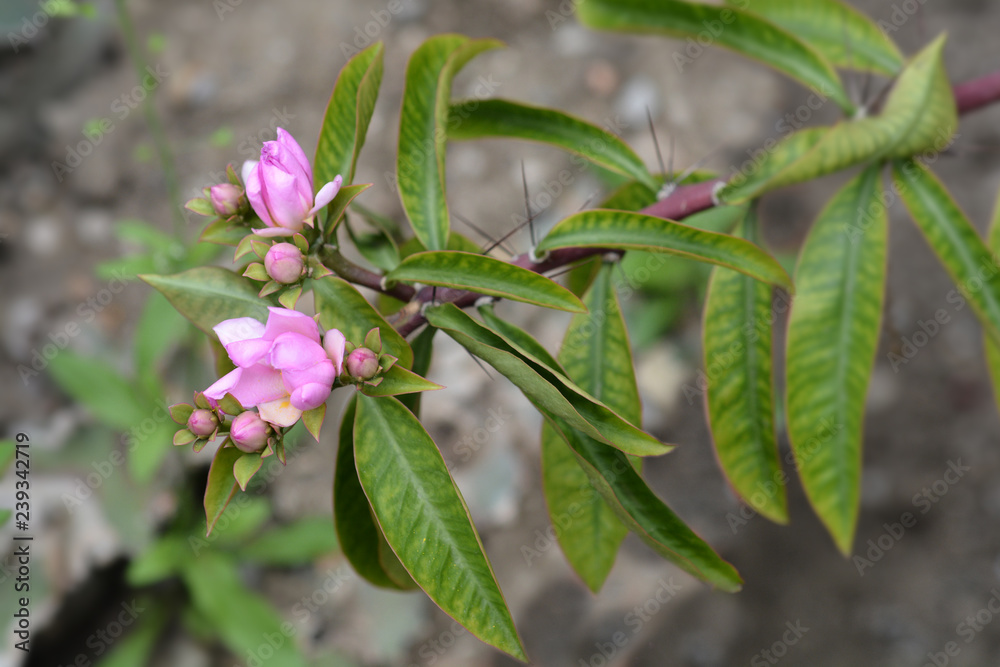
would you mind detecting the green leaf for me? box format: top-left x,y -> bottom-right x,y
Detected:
94,604 -> 167,667
985,189 -> 1000,413
141,267 -> 274,336
323,183 -> 372,236
233,452 -> 264,492
205,445 -> 241,536
398,35 -> 502,250
346,215 -> 400,272
721,35 -> 956,202
135,291 -> 190,392
127,535 -> 188,586
703,208 -> 786,524
353,394 -> 526,661
48,352 -> 147,431
200,218 -> 248,246
542,264 -> 636,592
236,516 -> 339,566
893,159 -> 1000,344
426,303 -> 670,457
334,396 -> 415,589
537,210 -> 794,292
730,0 -> 903,75
477,304 -> 564,373
786,166 -> 887,554
359,364 -> 444,397
387,251 -> 586,312
578,0 -> 853,112
312,276 -> 413,368
181,552 -> 308,667
448,98 -> 657,191
399,325 -> 436,415
315,42 -> 384,187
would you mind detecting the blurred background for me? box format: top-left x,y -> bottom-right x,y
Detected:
3,0 -> 1000,665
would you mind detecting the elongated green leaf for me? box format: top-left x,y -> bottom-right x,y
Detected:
893,160 -> 1000,343
400,325 -> 436,415
544,414 -> 742,591
359,364 -> 444,397
141,267 -> 274,335
448,98 -> 657,190
236,517 -> 339,565
730,0 -> 903,75
398,35 -> 502,250
315,42 -> 384,187
703,208 -> 786,524
205,445 -> 242,536
181,552 -> 308,667
135,291 -> 189,378
346,216 -> 400,272
312,276 -> 413,368
47,352 -> 146,430
388,251 -> 586,312
426,303 -> 670,457
786,166 -> 887,554
722,35 -> 956,202
537,210 -> 794,292
477,304 -> 564,373
985,190 -> 1000,413
354,395 -> 526,660
542,264 -> 636,592
323,183 -> 372,236
578,0 -> 852,112
334,397 -> 415,589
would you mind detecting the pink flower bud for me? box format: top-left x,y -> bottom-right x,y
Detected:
187,409 -> 218,437
210,183 -> 245,217
230,411 -> 269,453
345,347 -> 379,381
264,243 -> 305,284
323,329 -> 346,376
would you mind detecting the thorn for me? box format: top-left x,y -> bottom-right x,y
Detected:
647,106 -> 667,177
453,210 -> 515,255
431,286 -> 437,305
576,192 -> 597,213
484,210 -> 535,256
465,348 -> 494,380
521,160 -> 536,247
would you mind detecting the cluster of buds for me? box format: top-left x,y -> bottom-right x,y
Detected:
185,163 -> 250,223
342,328 -> 396,388
170,392 -> 282,459
240,235 -> 332,309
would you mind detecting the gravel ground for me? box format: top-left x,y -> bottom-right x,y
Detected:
3,0 -> 1000,665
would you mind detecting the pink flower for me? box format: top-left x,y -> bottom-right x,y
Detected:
203,307 -> 344,427
345,347 -> 380,380
230,412 -> 270,453
242,128 -> 342,237
209,183 -> 245,217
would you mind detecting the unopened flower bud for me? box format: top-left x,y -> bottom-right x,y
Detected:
345,347 -> 380,381
210,183 -> 245,217
187,409 -> 218,437
264,243 -> 305,284
230,411 -> 269,453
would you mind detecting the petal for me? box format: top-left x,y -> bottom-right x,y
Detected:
257,397 -> 302,428
263,307 -> 321,343
308,175 -> 343,217
290,383 -> 331,411
225,337 -> 272,368
282,359 -> 336,395
259,158 -> 310,228
323,329 -> 346,376
241,160 -> 258,185
204,368 -> 242,403
214,317 -> 265,347
225,364 -> 287,408
243,160 -> 273,227
251,226 -> 297,237
275,128 -> 313,186
269,332 -> 327,370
